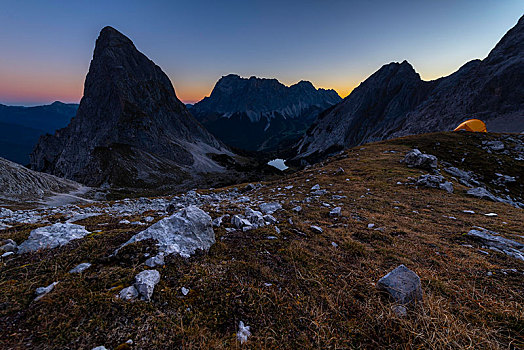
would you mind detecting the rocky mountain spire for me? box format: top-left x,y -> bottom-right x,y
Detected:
31,26 -> 232,188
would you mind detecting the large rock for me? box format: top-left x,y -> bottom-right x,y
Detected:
30,26 -> 234,189
116,205 -> 215,261
467,227 -> 524,261
377,265 -> 423,305
416,174 -> 453,193
403,149 -> 437,171
18,223 -> 90,253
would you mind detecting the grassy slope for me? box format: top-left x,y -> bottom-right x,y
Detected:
0,132 -> 522,349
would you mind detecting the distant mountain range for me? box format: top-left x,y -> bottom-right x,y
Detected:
0,102 -> 78,164
294,15 -> 524,163
31,27 -> 255,190
191,74 -> 341,151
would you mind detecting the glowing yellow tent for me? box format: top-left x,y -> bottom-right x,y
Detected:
453,119 -> 487,132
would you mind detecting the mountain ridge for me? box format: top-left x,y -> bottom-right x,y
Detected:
192,74 -> 341,151
294,15 -> 524,163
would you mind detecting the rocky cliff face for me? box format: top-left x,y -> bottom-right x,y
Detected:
295,15 -> 524,163
191,74 -> 341,151
31,27 -> 233,188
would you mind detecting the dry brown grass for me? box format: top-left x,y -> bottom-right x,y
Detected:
0,132 -> 522,349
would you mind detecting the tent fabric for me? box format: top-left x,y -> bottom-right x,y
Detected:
453,119 -> 487,132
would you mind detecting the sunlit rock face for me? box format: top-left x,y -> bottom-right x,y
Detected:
294,15 -> 524,163
31,26 -> 232,188
191,74 -> 341,151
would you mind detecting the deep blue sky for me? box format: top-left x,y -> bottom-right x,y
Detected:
0,0 -> 522,105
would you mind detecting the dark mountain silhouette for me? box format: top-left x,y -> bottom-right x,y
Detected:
0,102 -> 77,164
30,27 -> 241,189
294,15 -> 524,163
191,74 -> 341,151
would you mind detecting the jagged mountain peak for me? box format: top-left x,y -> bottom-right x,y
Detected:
30,26 -> 234,189
293,15 -> 524,164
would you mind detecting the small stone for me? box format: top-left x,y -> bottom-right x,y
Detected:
310,225 -> 323,234
181,287 -> 190,296
145,254 -> 165,267
35,281 -> 59,301
331,242 -> 338,248
392,305 -> 407,317
292,206 -> 302,212
237,321 -> 251,344
329,207 -> 342,217
118,286 -> 138,301
1,251 -> 14,258
134,269 -> 161,301
368,223 -> 375,229
377,265 -> 423,305
69,262 -> 92,273
259,202 -> 282,214
311,184 -> 320,191
119,219 -> 131,224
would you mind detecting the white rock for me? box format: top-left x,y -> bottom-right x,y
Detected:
69,262 -> 92,273
119,219 -> 131,224
311,184 -> 320,191
181,287 -> 190,296
18,223 -> 90,254
310,225 -> 323,234
292,206 -> 302,212
116,206 -> 215,261
135,269 -> 161,301
259,202 -> 282,214
329,207 -> 342,217
35,281 -> 59,301
237,321 -> 251,344
118,286 -> 138,301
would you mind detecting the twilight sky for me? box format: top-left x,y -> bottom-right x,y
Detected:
0,0 -> 522,105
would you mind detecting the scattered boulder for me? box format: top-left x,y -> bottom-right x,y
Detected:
467,227 -> 524,261
482,140 -> 505,151
18,223 -> 91,254
116,206 -> 215,261
311,184 -> 321,191
416,174 -> 453,193
135,269 -> 161,301
231,215 -> 252,229
69,263 -> 92,273
259,202 -> 282,214
292,206 -> 302,212
118,286 -> 139,301
444,167 -> 478,187
402,149 -> 437,171
377,265 -> 423,305
329,207 -> 342,217
35,281 -> 59,301
245,208 -> 265,227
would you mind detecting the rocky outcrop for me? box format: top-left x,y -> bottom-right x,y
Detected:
17,223 -> 91,253
294,15 -> 524,163
191,74 -> 341,151
116,205 -> 215,263
0,156 -> 83,204
31,26 -> 234,189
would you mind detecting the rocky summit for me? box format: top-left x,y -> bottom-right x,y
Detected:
191,74 -> 341,151
30,27 -> 242,190
294,15 -> 524,163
